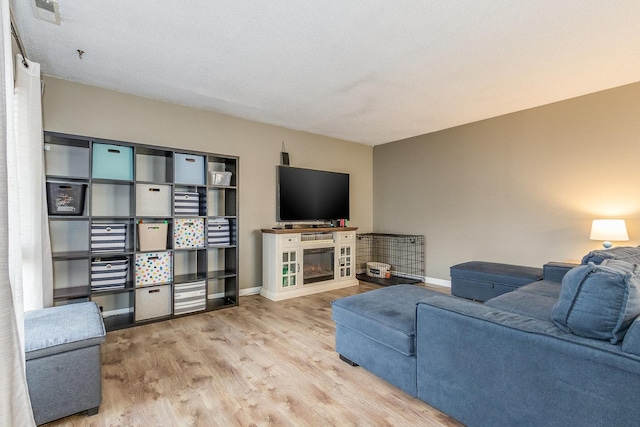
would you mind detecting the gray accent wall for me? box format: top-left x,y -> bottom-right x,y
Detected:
374,81 -> 640,281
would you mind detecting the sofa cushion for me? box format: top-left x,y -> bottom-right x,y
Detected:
581,246 -> 640,265
485,281 -> 560,321
622,317 -> 640,356
331,285 -> 439,356
552,260 -> 640,344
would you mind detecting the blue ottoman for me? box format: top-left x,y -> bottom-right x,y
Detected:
450,261 -> 543,302
25,302 -> 106,425
331,285 -> 440,396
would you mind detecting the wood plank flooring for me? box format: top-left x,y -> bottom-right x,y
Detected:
44,282 -> 462,427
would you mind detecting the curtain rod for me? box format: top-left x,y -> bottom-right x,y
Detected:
9,12 -> 29,68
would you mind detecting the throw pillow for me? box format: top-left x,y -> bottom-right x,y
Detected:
551,259 -> 640,344
581,245 -> 640,265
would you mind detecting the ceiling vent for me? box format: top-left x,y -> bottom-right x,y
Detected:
32,0 -> 60,25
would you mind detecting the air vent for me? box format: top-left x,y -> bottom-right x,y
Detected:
32,0 -> 60,25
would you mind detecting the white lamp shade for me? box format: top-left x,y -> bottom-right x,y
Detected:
590,219 -> 629,242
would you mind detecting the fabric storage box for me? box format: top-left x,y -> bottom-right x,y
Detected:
138,222 -> 168,251
450,261 -> 543,302
135,285 -> 172,321
135,251 -> 173,286
208,218 -> 230,246
174,218 -> 205,249
91,257 -> 128,290
173,281 -> 206,315
91,223 -> 126,252
175,153 -> 205,185
136,184 -> 171,217
46,182 -> 87,215
92,143 -> 133,180
174,191 -> 200,216
209,171 -> 232,186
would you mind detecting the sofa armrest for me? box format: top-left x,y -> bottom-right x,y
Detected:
415,295 -> 640,427
542,261 -> 578,282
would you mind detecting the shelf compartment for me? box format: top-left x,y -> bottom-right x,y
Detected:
53,258 -> 90,291
207,276 -> 238,307
207,247 -> 237,276
92,182 -> 133,217
174,249 -> 206,280
92,292 -> 133,326
207,187 -> 236,217
175,153 -> 205,185
135,147 -> 173,183
136,183 -> 171,217
102,312 -> 134,331
49,220 -> 90,254
207,156 -> 237,187
174,280 -> 206,316
134,251 -> 173,286
44,136 -> 90,178
135,284 -> 172,322
92,143 -> 134,181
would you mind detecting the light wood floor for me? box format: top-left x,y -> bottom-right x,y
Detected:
45,282 -> 462,427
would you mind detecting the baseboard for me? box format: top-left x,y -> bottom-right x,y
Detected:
240,286 -> 262,296
424,277 -> 451,288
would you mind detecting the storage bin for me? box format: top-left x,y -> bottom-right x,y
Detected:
92,143 -> 133,180
137,223 -> 168,251
135,251 -> 173,286
209,171 -> 232,186
46,182 -> 87,215
135,285 -> 171,321
91,223 -> 126,252
174,218 -> 205,249
91,257 -> 128,290
366,262 -> 390,278
208,218 -> 230,246
173,281 -> 206,315
174,191 -> 200,216
136,184 -> 171,217
175,153 -> 205,185
450,261 -> 543,302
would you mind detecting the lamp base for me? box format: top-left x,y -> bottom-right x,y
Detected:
603,241 -> 613,249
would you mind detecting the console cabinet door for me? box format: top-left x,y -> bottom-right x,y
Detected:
338,244 -> 354,280
279,249 -> 301,290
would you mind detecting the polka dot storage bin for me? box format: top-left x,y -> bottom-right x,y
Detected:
135,251 -> 173,286
174,218 -> 205,249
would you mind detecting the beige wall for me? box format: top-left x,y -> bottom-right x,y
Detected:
374,81 -> 640,282
41,76 -> 373,291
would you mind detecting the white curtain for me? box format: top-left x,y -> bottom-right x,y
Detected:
12,52 -> 52,311
1,0 -> 37,425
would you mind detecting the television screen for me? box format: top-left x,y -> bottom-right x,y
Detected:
277,166 -> 350,222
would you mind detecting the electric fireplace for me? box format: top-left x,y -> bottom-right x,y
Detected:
303,247 -> 335,284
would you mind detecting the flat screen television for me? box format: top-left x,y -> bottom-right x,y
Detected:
277,166 -> 350,222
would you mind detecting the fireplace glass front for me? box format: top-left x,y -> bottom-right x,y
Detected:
303,247 -> 334,284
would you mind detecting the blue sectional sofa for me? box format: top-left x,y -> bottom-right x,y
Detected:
332,250 -> 640,427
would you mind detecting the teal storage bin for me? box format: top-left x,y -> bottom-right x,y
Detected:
92,143 -> 133,180
174,153 -> 205,185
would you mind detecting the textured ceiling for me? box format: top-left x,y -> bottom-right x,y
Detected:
10,1 -> 640,145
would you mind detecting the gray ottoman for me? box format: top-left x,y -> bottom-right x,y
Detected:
450,261 -> 543,302
25,302 -> 106,425
331,285 -> 440,396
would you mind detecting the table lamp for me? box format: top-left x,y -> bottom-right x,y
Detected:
589,219 -> 629,249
